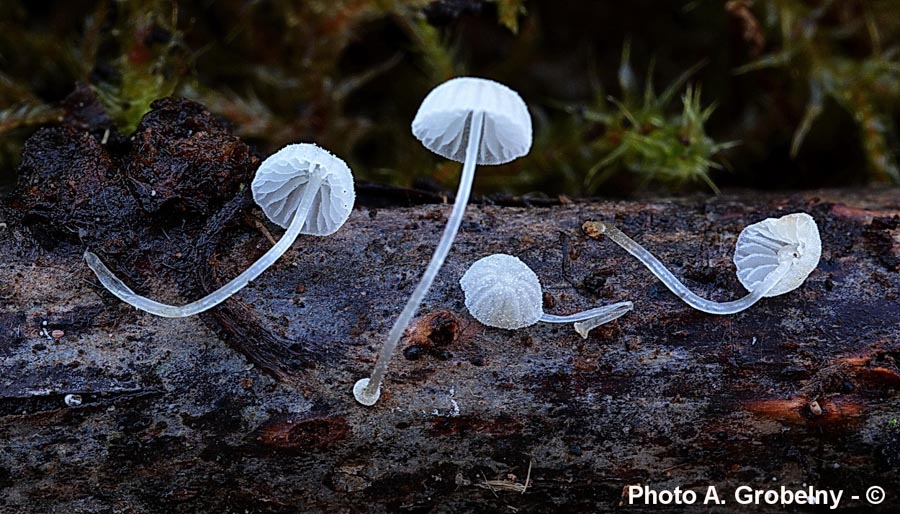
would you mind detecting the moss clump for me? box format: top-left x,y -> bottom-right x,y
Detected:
1,0 -> 899,197
737,0 -> 900,183
579,43 -> 734,193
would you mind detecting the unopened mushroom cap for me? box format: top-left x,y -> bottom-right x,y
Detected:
412,77 -> 532,165
251,143 -> 355,235
733,212 -> 821,297
459,254 -> 543,329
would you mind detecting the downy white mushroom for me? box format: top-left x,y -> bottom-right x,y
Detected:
353,77 -> 532,406
584,212 -> 821,314
85,143 -> 355,317
459,254 -> 633,338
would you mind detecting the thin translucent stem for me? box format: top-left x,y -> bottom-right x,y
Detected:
540,301 -> 634,339
85,171 -> 324,318
355,111 -> 485,406
596,222 -> 793,315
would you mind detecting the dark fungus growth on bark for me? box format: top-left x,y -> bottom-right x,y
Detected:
125,97 -> 257,218
13,89 -> 256,254
8,94 -> 319,378
14,122 -> 137,249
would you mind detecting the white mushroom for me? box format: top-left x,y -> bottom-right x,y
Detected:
585,212 -> 821,314
354,77 -> 532,407
733,213 -> 821,296
459,254 -> 633,338
85,143 -> 355,318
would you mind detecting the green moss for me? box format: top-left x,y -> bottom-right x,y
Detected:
90,1 -> 186,133
581,44 -> 734,193
493,0 -> 527,34
1,0 -> 899,196
737,0 -> 900,182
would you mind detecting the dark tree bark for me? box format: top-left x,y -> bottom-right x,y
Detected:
2,186 -> 900,513
2,94 -> 899,512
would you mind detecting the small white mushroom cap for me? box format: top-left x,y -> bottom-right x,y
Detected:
251,143 -> 355,235
411,77 -> 532,165
734,212 -> 821,297
459,254 -> 543,329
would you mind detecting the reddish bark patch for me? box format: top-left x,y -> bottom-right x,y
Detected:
838,349 -> 900,388
257,416 -> 350,452
746,397 -> 864,426
831,204 -> 900,223
406,310 -> 460,348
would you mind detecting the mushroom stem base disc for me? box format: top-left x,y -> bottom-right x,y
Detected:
353,378 -> 381,407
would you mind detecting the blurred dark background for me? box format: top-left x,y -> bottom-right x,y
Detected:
1,0 -> 898,198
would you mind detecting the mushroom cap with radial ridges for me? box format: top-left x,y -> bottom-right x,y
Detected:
412,77 -> 532,165
251,143 -> 355,235
460,254 -> 543,329
733,212 -> 821,297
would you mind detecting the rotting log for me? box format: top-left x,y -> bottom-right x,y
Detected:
2,96 -> 900,512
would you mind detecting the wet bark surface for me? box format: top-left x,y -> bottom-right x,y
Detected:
1,96 -> 900,512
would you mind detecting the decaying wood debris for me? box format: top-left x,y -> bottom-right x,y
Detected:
1,93 -> 899,512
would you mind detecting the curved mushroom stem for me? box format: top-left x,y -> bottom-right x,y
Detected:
85,171 -> 325,318
354,111 -> 486,407
593,222 -> 794,315
540,301 -> 634,339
